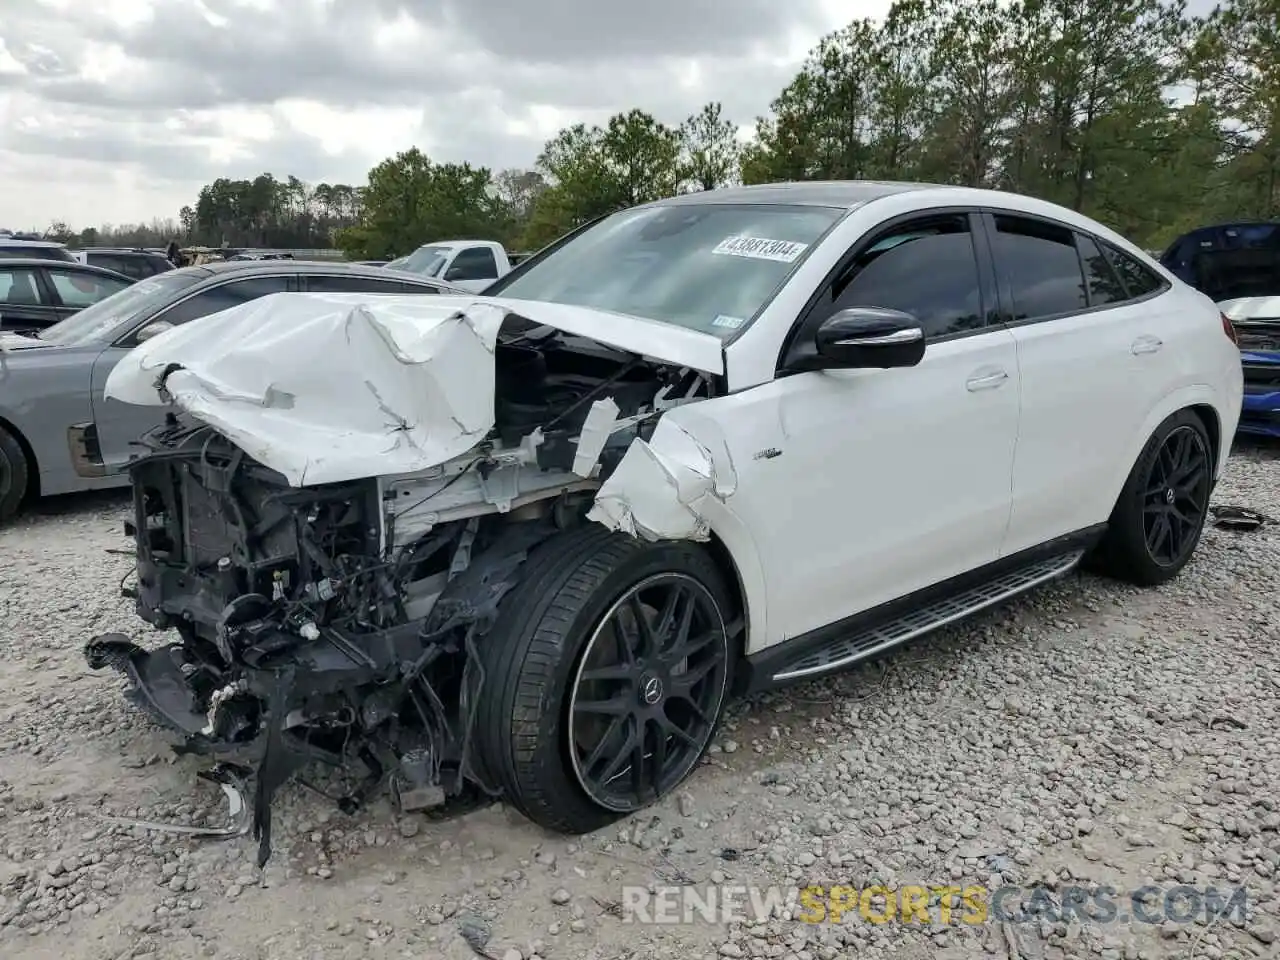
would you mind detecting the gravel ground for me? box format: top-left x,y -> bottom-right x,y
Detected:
1,441 -> 1278,960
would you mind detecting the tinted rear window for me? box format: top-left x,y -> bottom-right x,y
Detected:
1104,243 -> 1166,298
1076,235 -> 1128,306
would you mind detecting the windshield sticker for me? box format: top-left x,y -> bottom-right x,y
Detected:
712,236 -> 808,262
712,314 -> 745,329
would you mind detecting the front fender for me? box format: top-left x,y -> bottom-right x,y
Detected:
585,405 -> 770,653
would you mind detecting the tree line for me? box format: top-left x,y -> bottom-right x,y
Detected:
42,174 -> 365,250
38,0 -> 1278,257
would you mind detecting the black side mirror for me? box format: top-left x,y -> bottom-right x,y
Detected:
813,307 -> 926,370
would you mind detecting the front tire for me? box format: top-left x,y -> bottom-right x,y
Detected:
0,425 -> 30,524
1089,410 -> 1213,586
473,525 -> 734,834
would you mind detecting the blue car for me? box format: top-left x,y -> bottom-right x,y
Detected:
1160,221 -> 1280,437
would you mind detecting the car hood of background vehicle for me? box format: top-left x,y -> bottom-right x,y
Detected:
1220,295 -> 1280,323
0,332 -> 61,352
103,291 -> 727,488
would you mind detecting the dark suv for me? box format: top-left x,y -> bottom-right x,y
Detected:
75,248 -> 175,279
1159,221 -> 1280,438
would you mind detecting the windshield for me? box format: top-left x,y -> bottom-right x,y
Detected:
400,245 -> 452,277
490,202 -> 844,337
38,269 -> 206,345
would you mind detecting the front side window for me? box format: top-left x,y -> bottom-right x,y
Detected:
47,268 -> 132,308
400,245 -> 452,277
445,247 -> 498,281
817,214 -> 986,338
992,215 -> 1087,320
0,266 -> 46,305
155,276 -> 292,329
491,202 -> 845,338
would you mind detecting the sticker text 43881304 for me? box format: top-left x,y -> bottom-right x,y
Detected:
711,236 -> 809,263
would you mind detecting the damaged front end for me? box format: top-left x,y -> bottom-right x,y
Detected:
86,299 -> 720,864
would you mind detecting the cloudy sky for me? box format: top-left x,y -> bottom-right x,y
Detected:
0,0 -> 874,230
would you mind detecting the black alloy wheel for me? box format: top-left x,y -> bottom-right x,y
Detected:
1086,408 -> 1215,587
0,425 -> 30,523
0,448 -> 11,503
567,572 -> 729,813
472,526 -> 735,834
1141,424 -> 1211,567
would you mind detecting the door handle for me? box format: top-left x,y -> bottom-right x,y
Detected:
966,369 -> 1009,391
1131,335 -> 1163,355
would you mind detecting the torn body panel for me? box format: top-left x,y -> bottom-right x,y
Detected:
89,294 -> 735,862
585,410 -> 739,542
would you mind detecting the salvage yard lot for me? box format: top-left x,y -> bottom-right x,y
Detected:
1,443 -> 1279,960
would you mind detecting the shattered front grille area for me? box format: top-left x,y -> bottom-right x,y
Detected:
81,323 -> 715,865
182,476 -> 241,567
84,420 -> 582,865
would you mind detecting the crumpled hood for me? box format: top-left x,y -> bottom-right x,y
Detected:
104,291 -> 726,487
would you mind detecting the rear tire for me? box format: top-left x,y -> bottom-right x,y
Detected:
0,425 -> 30,524
1088,410 -> 1213,586
473,525 -> 735,834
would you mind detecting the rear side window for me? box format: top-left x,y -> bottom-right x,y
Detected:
445,247 -> 499,281
992,216 -> 1087,319
47,268 -> 132,307
0,266 -> 47,304
307,275 -> 431,294
1075,235 -> 1128,306
1103,243 -> 1165,299
1222,224 -> 1279,249
88,253 -> 132,276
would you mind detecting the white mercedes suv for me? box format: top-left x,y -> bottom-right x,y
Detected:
88,181 -> 1243,862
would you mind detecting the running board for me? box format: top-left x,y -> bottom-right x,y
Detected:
770,549 -> 1084,684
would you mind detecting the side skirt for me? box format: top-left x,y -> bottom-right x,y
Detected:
737,525 -> 1107,695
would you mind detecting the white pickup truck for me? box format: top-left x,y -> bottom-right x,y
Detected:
386,240 -> 516,293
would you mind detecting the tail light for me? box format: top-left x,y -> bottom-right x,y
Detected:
1221,313 -> 1238,345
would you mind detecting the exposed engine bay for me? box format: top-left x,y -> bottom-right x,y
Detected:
87,318 -> 717,865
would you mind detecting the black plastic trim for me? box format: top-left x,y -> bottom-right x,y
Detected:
736,523 -> 1108,695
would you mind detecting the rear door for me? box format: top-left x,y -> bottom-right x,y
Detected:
988,211 -> 1180,555
0,263 -> 61,332
90,274 -> 296,471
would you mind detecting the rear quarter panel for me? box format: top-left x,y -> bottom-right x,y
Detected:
1104,287 -> 1241,501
